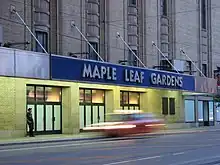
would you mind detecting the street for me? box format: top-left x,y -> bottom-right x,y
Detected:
1,131 -> 220,165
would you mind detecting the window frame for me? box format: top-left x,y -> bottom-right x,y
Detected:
169,98 -> 175,115
162,97 -> 169,115
120,91 -> 140,110
201,0 -> 207,29
128,50 -> 138,66
79,88 -> 105,105
88,42 -> 99,60
35,31 -> 48,53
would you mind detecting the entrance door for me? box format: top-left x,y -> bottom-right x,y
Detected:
45,104 -> 61,133
27,104 -> 61,134
80,105 -> 105,129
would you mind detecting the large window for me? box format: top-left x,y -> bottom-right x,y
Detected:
120,91 -> 140,110
80,89 -> 105,104
27,86 -> 61,103
184,100 -> 195,122
35,31 -> 48,53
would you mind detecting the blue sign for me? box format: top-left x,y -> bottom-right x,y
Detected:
51,55 -> 195,91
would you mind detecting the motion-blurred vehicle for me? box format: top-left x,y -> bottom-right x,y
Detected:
83,110 -> 165,137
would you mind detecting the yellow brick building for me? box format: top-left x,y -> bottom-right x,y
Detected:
0,76 -> 184,138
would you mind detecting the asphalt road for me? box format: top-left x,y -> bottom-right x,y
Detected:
1,131 -> 220,165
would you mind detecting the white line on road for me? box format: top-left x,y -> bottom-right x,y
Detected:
172,152 -> 185,156
102,155 -> 162,165
0,139 -> 135,153
169,155 -> 220,165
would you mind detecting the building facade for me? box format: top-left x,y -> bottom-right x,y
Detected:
0,0 -> 219,138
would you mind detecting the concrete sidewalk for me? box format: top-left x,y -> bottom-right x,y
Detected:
1,126 -> 220,146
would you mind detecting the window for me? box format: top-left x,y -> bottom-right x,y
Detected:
161,0 -> 167,16
27,86 -> 35,102
186,61 -> 193,75
184,100 -> 195,122
120,91 -> 140,110
202,64 -> 207,76
26,85 -> 62,103
92,90 -> 105,103
128,50 -> 138,66
129,0 -> 136,6
201,0 -> 207,29
169,98 -> 175,115
79,89 -> 105,104
35,31 -> 48,53
198,101 -> 203,122
36,86 -> 44,102
45,87 -> 61,102
162,97 -> 168,115
89,42 -> 99,60
160,60 -> 172,71
209,101 -> 214,121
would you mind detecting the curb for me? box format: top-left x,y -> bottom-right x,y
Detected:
0,128 -> 220,147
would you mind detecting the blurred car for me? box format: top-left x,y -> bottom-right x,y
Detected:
83,110 -> 165,137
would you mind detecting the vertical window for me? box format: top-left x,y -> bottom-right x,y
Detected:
161,0 -> 167,16
185,100 -> 195,122
186,61 -> 192,75
216,102 -> 220,121
201,0 -> 206,29
27,86 -> 35,102
89,42 -> 98,60
129,0 -> 136,6
162,97 -> 168,115
202,64 -> 207,76
128,50 -> 138,66
169,98 -> 175,115
198,101 -> 204,122
35,31 -> 48,53
209,101 -> 214,121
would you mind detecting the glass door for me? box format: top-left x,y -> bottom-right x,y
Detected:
92,106 -> 99,124
36,105 -> 44,131
46,105 -> 53,131
99,106 -> 105,123
54,105 -> 61,131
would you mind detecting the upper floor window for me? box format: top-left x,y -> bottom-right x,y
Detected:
35,31 -> 48,53
202,64 -> 207,76
201,0 -> 207,29
128,50 -> 138,66
89,42 -> 99,60
186,61 -> 193,75
161,0 -> 167,16
129,0 -> 137,6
